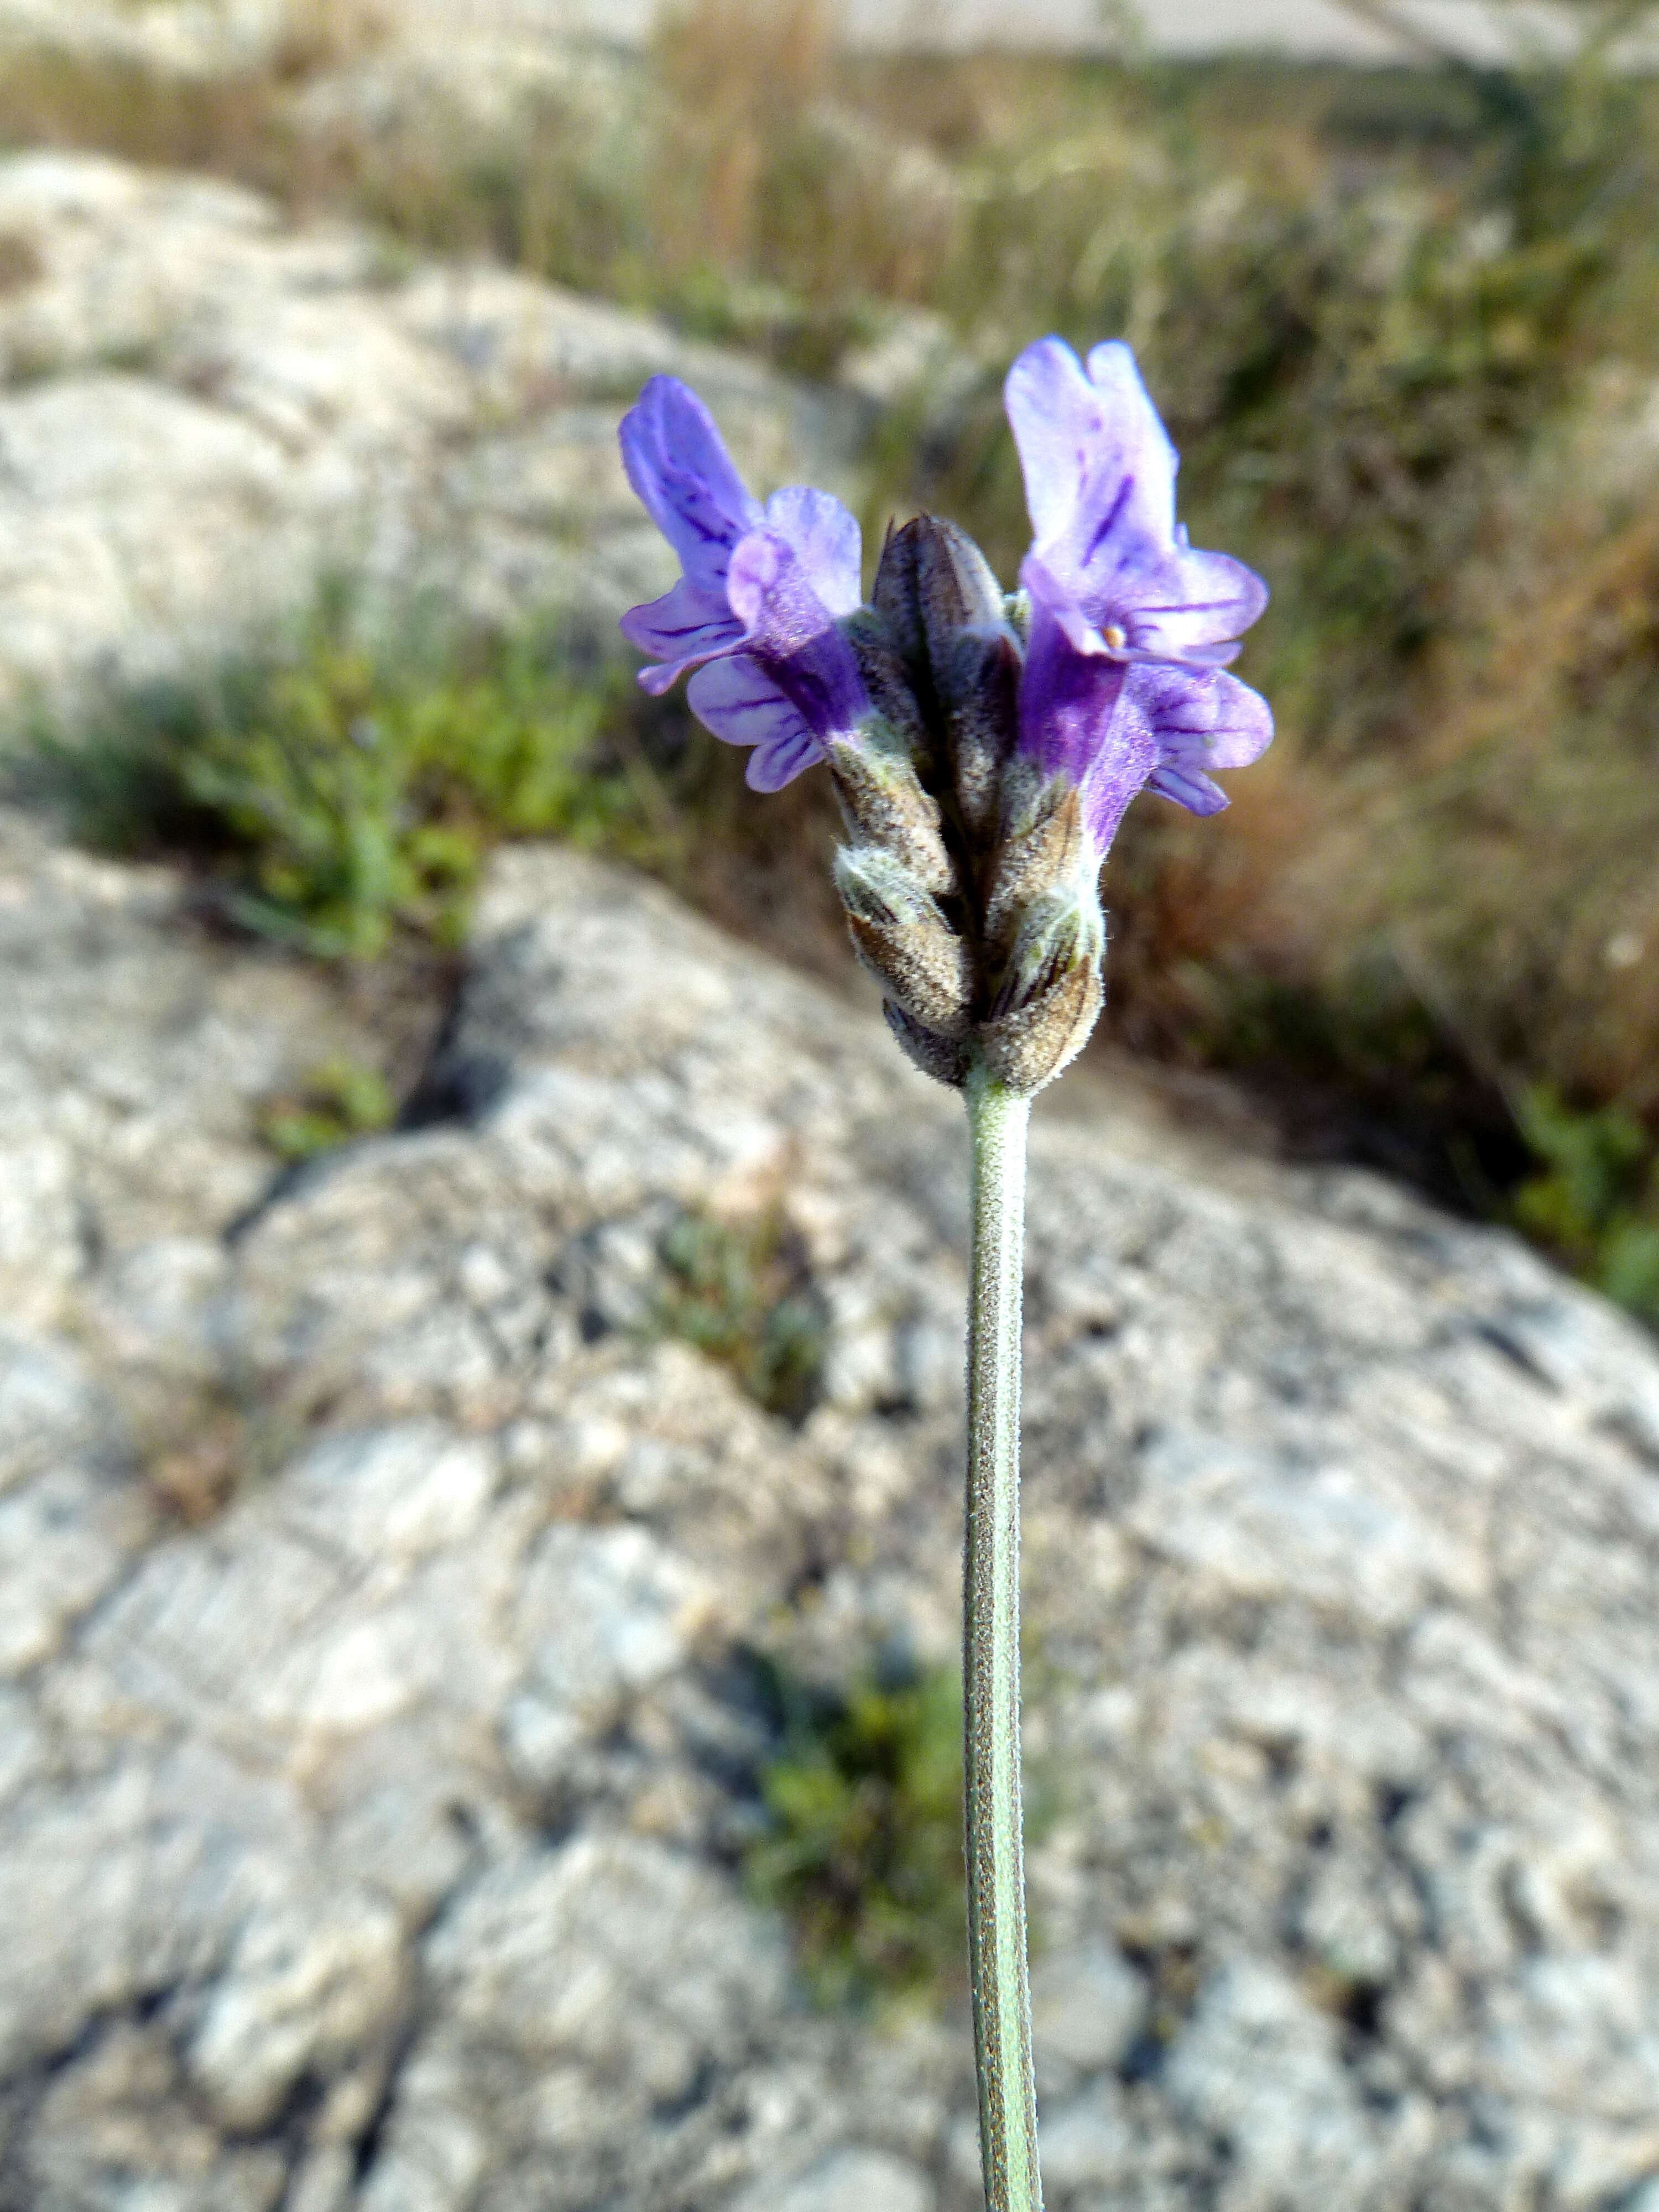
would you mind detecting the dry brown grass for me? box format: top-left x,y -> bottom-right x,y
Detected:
0,0 -> 384,193
650,0 -> 831,271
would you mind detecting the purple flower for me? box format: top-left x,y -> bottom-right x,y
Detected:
1005,336 -> 1272,852
619,374 -> 869,791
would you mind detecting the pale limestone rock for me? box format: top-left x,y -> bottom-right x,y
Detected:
2,826 -> 1659,2206
0,152 -> 865,717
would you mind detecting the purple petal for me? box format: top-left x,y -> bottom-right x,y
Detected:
727,528 -> 870,739
1191,667 -> 1274,768
1020,552 -> 1113,656
1006,336 -> 1177,568
763,486 -> 863,618
1146,764 -> 1229,814
1120,661 -> 1274,818
619,575 -> 745,691
1129,660 -> 1274,768
687,654 -> 826,789
1019,609 -> 1274,853
1007,335 -> 1269,672
1126,549 -> 1270,665
619,375 -> 763,592
1017,602 -> 1140,803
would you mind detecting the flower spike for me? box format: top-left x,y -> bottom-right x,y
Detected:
617,341 -> 1275,2212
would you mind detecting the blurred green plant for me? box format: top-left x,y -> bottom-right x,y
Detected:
20,608 -> 656,958
257,1056 -> 395,1163
745,1656 -> 966,2009
654,1204 -> 828,1423
1512,1084 -> 1659,1325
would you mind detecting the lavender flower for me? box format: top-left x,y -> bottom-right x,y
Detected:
615,341 -> 1277,2212
1005,336 -> 1272,855
615,338 -> 1272,1092
619,374 -> 869,790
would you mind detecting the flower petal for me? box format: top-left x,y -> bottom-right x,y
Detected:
1126,549 -> 1270,665
1145,763 -> 1228,813
1017,611 -> 1274,852
727,528 -> 870,738
1126,661 -> 1275,816
619,375 -> 763,591
618,575 -> 744,690
1007,335 -> 1269,674
764,485 -> 863,618
1016,603 -> 1140,802
1020,551 -> 1113,655
687,654 -> 826,789
1006,336 -> 1177,563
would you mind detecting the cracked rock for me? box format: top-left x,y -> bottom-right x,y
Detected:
4,823 -> 1659,2209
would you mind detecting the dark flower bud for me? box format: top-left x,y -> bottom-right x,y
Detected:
938,627 -> 1019,855
980,958 -> 1103,1095
872,515 -> 1022,864
982,765 -> 1087,966
833,846 -> 974,1038
873,514 -> 1009,693
884,1001 -> 972,1090
826,728 -> 957,900
839,607 -> 930,758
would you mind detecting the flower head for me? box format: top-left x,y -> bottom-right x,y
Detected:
614,345 -> 1275,1095
619,375 -> 869,790
1005,337 -> 1272,854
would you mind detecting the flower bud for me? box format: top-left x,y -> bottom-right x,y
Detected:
839,607 -> 929,759
982,765 -> 1087,965
938,627 -> 1019,854
884,1001 -> 971,1089
980,958 -> 1103,1095
980,878 -> 1106,1094
874,515 -> 1008,685
873,515 -> 1022,862
826,727 -> 957,900
833,844 -> 974,1038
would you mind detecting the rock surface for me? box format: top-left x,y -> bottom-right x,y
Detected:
0,150 -> 865,717
4,804 -> 1659,2208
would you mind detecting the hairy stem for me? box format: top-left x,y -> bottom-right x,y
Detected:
963,1067 -> 1042,2212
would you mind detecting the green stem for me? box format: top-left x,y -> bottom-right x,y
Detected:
963,1067 -> 1042,2212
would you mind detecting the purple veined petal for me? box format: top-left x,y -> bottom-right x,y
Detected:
734,526 -> 876,717
1006,337 -> 1178,565
1019,611 -> 1274,853
747,719 -> 828,791
686,654 -> 827,790
619,375 -> 763,592
727,528 -> 870,738
763,486 -> 863,618
618,575 -> 745,690
1124,548 -> 1270,665
725,529 -> 820,654
1126,661 -> 1275,815
1195,667 -> 1274,769
1016,602 -> 1137,796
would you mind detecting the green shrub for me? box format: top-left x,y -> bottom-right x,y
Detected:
257,1056 -> 395,1163
654,1204 -> 828,1423
1513,1084 -> 1659,1326
745,1657 -> 966,2010
20,611 -> 654,959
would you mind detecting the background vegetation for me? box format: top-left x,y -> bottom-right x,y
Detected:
4,0 -> 1659,1321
